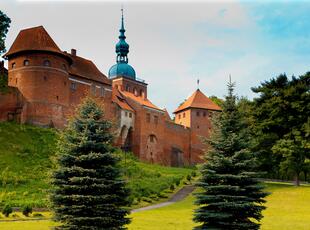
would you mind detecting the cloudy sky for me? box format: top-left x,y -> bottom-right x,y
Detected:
1,0 -> 310,114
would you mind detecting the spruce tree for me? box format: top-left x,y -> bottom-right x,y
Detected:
51,98 -> 131,230
194,80 -> 268,230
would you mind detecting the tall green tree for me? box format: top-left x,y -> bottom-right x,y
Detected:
51,98 -> 131,230
0,10 -> 11,55
252,73 -> 310,184
194,80 -> 268,230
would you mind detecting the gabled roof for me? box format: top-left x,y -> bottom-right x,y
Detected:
120,91 -> 163,111
68,54 -> 111,85
174,89 -> 221,113
112,88 -> 134,112
5,26 -> 64,57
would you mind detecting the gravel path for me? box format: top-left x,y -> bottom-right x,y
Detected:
131,185 -> 195,213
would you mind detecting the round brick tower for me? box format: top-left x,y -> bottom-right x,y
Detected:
4,26 -> 72,128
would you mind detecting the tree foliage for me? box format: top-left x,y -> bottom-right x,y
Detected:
0,10 -> 11,54
194,81 -> 268,230
51,98 -> 131,230
251,73 -> 310,184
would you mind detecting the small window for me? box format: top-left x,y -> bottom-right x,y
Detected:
44,76 -> 47,81
140,89 -> 144,97
154,115 -> 158,125
129,113 -> 132,118
150,135 -> 154,142
24,60 -> 30,66
196,111 -> 200,117
126,85 -> 130,92
183,112 -> 185,118
100,87 -> 105,97
43,60 -> 51,67
197,125 -> 200,129
125,111 -> 128,117
91,84 -> 96,95
56,96 -> 59,100
62,63 -> 67,70
11,63 -> 16,69
71,82 -> 77,90
203,112 -> 207,117
146,113 -> 151,123
178,114 -> 181,119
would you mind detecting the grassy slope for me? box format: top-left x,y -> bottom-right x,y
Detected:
129,182 -> 310,230
0,122 -> 192,208
2,183 -> 310,230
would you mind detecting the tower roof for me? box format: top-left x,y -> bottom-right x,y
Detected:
4,26 -> 65,57
174,89 -> 221,113
109,9 -> 136,80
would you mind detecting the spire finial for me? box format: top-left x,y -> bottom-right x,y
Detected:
121,6 -> 124,30
197,78 -> 200,90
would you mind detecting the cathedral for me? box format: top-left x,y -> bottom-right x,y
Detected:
0,12 -> 221,166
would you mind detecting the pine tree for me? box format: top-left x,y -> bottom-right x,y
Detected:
51,98 -> 131,230
194,80 -> 268,230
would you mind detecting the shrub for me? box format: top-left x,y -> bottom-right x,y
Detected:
191,171 -> 197,177
170,184 -> 175,191
186,174 -> 192,181
32,213 -> 44,217
22,205 -> 32,217
2,204 -> 13,217
175,179 -> 180,186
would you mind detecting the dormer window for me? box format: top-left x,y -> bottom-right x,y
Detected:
43,60 -> 51,67
24,60 -> 30,66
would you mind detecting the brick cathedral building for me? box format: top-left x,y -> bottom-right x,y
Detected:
0,13 -> 221,166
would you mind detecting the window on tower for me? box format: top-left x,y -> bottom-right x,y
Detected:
23,60 -> 30,66
154,115 -> 158,125
183,112 -> 185,118
146,113 -> 151,123
43,60 -> 51,67
71,82 -> 77,91
11,63 -> 16,69
196,111 -> 200,117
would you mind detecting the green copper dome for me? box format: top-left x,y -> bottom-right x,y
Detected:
109,9 -> 136,80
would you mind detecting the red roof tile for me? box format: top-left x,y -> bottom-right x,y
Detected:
68,54 -> 110,85
120,91 -> 163,111
5,26 -> 64,57
112,88 -> 134,112
174,89 -> 221,113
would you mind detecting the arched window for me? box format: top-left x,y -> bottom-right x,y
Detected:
43,60 -> 51,67
11,63 -> 16,69
140,89 -> 144,97
134,88 -> 138,96
23,60 -> 30,66
62,63 -> 67,70
126,85 -> 130,92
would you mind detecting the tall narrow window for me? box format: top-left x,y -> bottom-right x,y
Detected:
43,60 -> 51,67
196,111 -> 200,117
183,112 -> 185,118
71,82 -> 77,91
24,60 -> 30,66
100,87 -> 105,97
11,63 -> 16,69
154,115 -> 158,125
146,113 -> 151,123
91,84 -> 96,95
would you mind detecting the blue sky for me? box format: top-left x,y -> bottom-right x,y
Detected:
1,0 -> 310,115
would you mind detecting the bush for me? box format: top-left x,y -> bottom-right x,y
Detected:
186,174 -> 192,181
32,213 -> 44,217
191,171 -> 197,177
22,205 -> 32,217
175,179 -> 180,186
170,184 -> 175,191
2,204 -> 13,217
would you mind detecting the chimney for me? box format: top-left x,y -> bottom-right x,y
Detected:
71,49 -> 77,56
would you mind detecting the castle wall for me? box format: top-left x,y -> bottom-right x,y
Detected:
0,87 -> 22,122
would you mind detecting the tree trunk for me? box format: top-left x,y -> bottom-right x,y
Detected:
294,173 -> 300,186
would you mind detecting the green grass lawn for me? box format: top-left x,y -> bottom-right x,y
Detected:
1,182 -> 309,230
0,122 -> 193,208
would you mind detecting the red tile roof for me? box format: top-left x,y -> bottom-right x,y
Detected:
112,88 -> 134,112
120,91 -> 163,111
5,26 -> 64,57
68,54 -> 111,85
174,89 -> 221,113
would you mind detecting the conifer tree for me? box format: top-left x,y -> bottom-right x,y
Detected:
51,98 -> 131,230
194,80 -> 268,230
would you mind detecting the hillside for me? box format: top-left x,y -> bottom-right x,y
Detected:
0,122 -> 193,208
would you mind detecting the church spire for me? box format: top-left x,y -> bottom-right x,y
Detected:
116,7 -> 129,63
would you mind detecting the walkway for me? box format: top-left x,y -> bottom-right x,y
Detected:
131,185 -> 195,213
